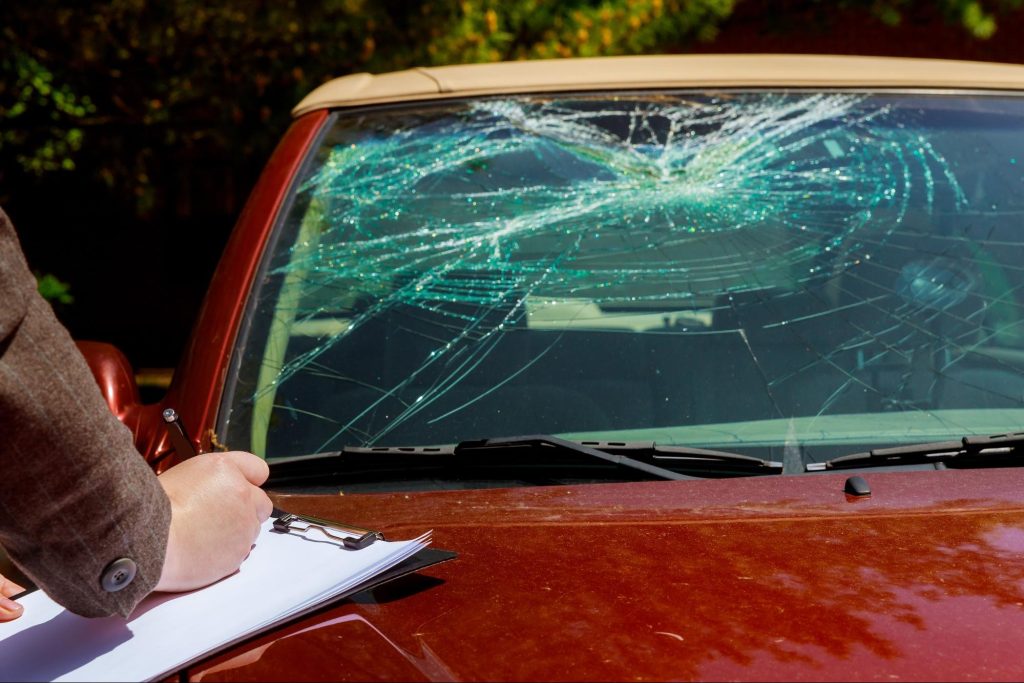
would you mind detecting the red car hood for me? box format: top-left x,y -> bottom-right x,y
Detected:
187,468 -> 1024,681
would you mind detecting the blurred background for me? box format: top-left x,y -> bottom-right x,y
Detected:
2,0 -> 1023,399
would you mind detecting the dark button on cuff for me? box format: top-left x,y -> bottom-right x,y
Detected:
100,558 -> 138,593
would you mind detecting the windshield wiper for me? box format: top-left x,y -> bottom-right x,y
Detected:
454,435 -> 783,480
268,435 -> 782,485
806,431 -> 1024,472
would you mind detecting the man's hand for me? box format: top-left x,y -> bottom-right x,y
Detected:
0,572 -> 25,621
154,451 -> 274,593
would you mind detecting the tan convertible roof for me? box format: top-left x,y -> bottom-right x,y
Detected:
293,53 -> 1024,116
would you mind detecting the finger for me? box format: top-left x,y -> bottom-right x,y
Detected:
221,451 -> 270,486
0,595 -> 23,621
0,574 -> 25,598
252,488 -> 274,523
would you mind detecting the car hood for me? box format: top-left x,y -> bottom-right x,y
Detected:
187,467 -> 1024,681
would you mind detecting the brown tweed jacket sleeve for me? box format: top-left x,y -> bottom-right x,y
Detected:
0,208 -> 171,618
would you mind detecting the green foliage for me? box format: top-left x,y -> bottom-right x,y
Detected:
1,0 -> 379,214
832,0 -> 1023,39
35,272 -> 74,305
402,0 -> 735,64
1,47 -> 94,175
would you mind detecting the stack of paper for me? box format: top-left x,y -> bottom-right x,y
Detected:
0,519 -> 431,682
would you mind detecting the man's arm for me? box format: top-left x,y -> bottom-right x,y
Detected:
0,209 -> 273,618
0,212 -> 171,617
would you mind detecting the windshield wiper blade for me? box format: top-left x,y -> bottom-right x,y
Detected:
456,436 -> 782,478
268,436 -> 782,484
806,431 -> 1024,472
455,435 -> 693,481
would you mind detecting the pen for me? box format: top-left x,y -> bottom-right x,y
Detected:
159,410 -> 382,551
161,407 -> 198,459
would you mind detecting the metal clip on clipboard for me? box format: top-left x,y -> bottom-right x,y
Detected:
272,512 -> 385,550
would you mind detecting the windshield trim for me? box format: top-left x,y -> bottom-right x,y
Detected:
294,55 -> 1024,115
214,112 -> 337,451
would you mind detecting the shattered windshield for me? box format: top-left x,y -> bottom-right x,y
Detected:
220,91 -> 1024,469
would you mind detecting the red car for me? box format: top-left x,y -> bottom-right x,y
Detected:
86,54 -> 1024,680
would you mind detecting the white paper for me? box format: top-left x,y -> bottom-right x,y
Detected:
0,520 -> 430,682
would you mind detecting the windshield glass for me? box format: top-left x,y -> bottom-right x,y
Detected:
220,91 -> 1024,470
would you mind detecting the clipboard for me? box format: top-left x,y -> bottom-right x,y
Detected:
167,509 -> 457,679
1,511 -> 456,683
